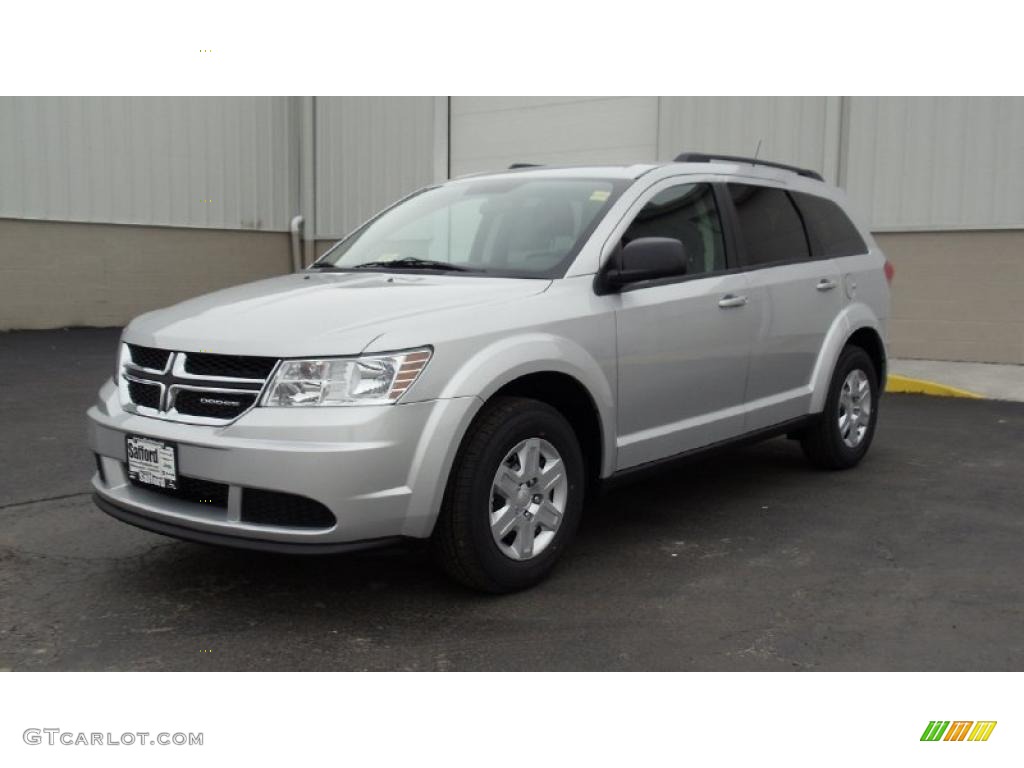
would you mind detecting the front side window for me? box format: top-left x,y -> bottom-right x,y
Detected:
728,183 -> 810,266
316,177 -> 627,278
790,191 -> 868,258
622,183 -> 726,276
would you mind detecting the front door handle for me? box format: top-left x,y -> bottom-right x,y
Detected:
718,294 -> 748,309
816,278 -> 838,291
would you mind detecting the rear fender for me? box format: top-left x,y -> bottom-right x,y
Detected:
809,303 -> 886,414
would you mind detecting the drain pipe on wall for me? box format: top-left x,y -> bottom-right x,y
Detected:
289,214 -> 304,273
299,96 -> 317,269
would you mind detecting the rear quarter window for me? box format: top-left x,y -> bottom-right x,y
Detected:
791,192 -> 868,258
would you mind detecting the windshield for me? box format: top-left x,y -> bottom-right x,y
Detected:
315,176 -> 628,278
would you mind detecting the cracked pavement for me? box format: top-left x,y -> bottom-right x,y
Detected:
1,328 -> 1022,670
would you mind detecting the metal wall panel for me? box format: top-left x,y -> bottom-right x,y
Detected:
657,97 -> 834,178
449,97 -> 659,176
3,97 -> 1021,237
315,97 -> 440,239
844,97 -> 1024,230
0,97 -> 297,231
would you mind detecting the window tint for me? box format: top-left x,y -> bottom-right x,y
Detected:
728,184 -> 810,266
622,183 -> 726,276
791,192 -> 867,258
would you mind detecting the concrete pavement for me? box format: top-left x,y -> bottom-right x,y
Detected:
888,358 -> 1024,402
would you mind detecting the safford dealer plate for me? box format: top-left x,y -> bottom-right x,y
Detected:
126,435 -> 178,490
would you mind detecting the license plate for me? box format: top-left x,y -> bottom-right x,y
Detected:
126,435 -> 178,490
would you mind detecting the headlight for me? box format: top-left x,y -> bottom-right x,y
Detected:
261,348 -> 431,407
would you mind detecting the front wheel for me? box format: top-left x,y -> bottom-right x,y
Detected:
431,396 -> 585,593
801,345 -> 879,470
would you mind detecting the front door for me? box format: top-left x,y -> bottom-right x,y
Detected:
613,182 -> 756,469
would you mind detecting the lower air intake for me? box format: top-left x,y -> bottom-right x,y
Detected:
241,489 -> 336,529
129,473 -> 230,508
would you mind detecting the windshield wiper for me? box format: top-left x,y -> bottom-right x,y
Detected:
308,262 -> 344,270
352,258 -> 474,272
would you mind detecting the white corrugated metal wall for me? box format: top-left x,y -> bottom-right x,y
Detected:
655,97 -> 837,179
315,97 -> 444,239
0,96 -> 298,231
844,96 -> 1024,230
449,96 -> 1024,232
5,96 -> 1020,238
0,96 -> 443,238
449,97 -> 659,176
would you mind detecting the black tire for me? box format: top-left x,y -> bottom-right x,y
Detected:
431,396 -> 585,593
801,345 -> 879,470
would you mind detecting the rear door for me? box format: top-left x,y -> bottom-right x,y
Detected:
724,183 -> 845,430
612,180 -> 756,469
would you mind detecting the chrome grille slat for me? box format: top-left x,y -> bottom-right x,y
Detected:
169,354 -> 265,388
119,345 -> 278,425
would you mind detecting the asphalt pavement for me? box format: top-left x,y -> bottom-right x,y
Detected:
1,328 -> 1021,670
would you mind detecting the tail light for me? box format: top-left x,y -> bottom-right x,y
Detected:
883,260 -> 895,284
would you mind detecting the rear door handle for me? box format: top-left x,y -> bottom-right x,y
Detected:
718,294 -> 748,309
816,278 -> 838,291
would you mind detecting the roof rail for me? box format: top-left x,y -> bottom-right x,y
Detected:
673,152 -> 824,182
508,162 -> 543,169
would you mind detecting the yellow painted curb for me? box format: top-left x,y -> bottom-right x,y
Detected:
885,374 -> 984,399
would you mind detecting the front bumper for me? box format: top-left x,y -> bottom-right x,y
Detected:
93,494 -> 405,553
88,379 -> 480,547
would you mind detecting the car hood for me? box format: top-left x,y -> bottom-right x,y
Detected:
123,271 -> 551,357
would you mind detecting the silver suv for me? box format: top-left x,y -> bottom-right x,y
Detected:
88,153 -> 890,592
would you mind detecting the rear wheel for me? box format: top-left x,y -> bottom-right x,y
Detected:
432,396 -> 585,593
801,345 -> 879,470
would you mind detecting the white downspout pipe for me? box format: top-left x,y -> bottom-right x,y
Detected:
289,214 -> 304,273
299,96 -> 317,268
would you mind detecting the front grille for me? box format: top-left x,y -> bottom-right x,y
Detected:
129,473 -> 229,508
185,352 -> 277,380
128,344 -> 171,371
120,345 -> 277,425
127,379 -> 161,409
173,389 -> 258,420
242,488 -> 336,529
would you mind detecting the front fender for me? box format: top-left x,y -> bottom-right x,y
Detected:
809,302 -> 887,413
440,332 -> 617,477
400,332 -> 617,538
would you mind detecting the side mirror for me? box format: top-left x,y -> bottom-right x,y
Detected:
599,237 -> 686,292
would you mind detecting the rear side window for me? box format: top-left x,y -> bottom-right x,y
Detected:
790,192 -> 868,258
728,184 -> 810,266
622,183 -> 726,276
